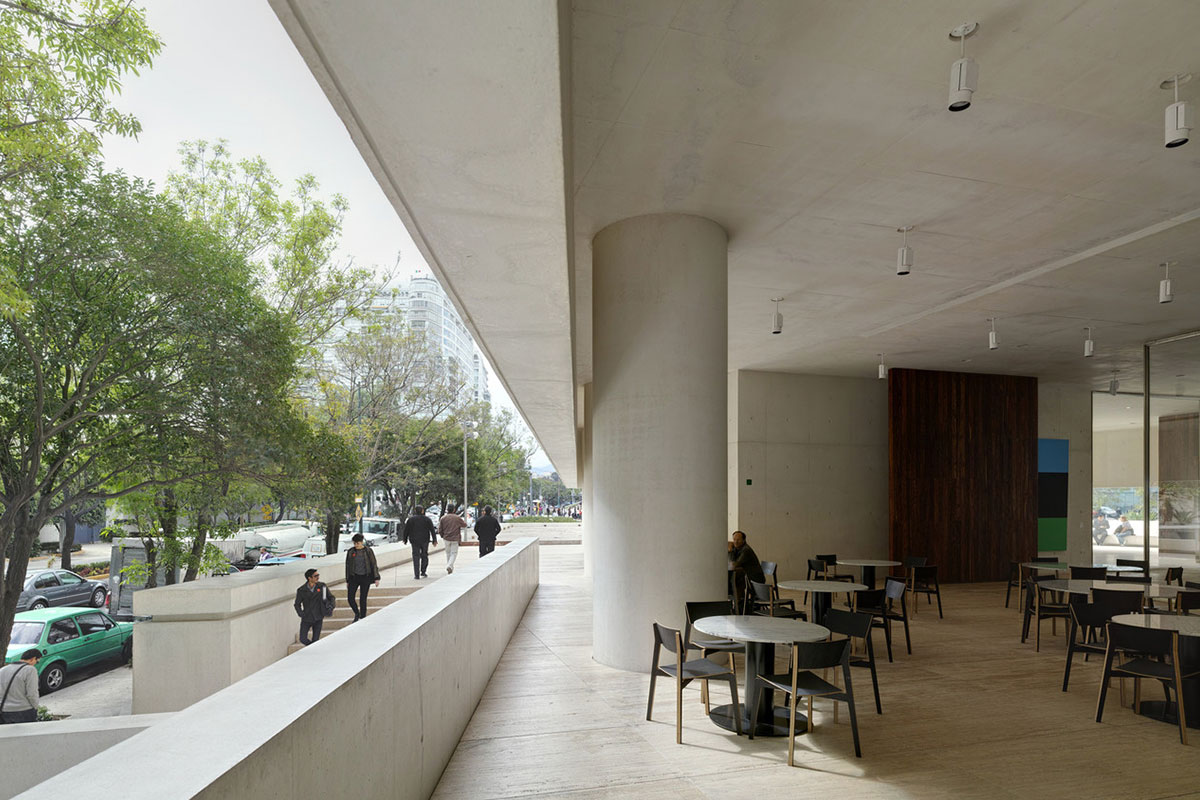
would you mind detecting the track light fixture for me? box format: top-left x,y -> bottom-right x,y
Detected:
988,317 -> 998,350
1108,371 -> 1120,396
877,354 -> 888,380
948,23 -> 980,112
771,297 -> 783,335
1162,74 -> 1193,148
1083,326 -> 1094,358
896,226 -> 914,276
1159,261 -> 1174,304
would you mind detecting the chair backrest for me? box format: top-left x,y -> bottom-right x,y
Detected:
912,565 -> 938,584
884,576 -> 907,601
1032,557 -> 1059,564
903,556 -> 927,568
816,554 -> 838,566
1116,558 -> 1149,570
855,588 -> 885,611
1070,600 -> 1114,630
1187,581 -> 1200,590
1164,567 -> 1183,586
823,607 -> 872,639
749,580 -> 774,604
683,600 -> 734,648
808,558 -> 828,574
1106,621 -> 1174,657
1071,566 -> 1108,579
1177,590 -> 1200,614
1092,587 -> 1144,615
1106,575 -> 1151,585
652,622 -> 684,654
761,561 -> 777,579
792,637 -> 850,671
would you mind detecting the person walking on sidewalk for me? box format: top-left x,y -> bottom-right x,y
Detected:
0,649 -> 41,724
344,533 -> 380,621
474,505 -> 501,558
438,506 -> 468,573
294,568 -> 329,645
402,506 -> 437,579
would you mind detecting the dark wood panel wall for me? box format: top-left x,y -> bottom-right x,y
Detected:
888,369 -> 1038,583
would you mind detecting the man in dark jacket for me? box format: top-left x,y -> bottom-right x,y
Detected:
344,533 -> 380,621
474,505 -> 502,557
728,530 -> 764,612
402,506 -> 437,579
294,568 -> 329,645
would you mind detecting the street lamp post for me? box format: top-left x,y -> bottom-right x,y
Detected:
462,422 -> 477,526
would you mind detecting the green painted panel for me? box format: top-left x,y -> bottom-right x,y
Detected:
1038,517 -> 1067,551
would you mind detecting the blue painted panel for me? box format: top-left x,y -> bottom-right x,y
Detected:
1038,438 -> 1068,474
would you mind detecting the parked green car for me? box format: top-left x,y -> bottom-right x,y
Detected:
4,607 -> 133,693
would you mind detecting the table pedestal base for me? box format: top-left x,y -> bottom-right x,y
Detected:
708,703 -> 807,738
1134,700 -> 1200,730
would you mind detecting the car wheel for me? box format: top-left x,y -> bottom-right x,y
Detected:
91,587 -> 106,607
30,600 -> 47,610
41,662 -> 66,694
121,639 -> 133,664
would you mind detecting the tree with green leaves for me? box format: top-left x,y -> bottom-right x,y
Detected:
0,166 -> 294,654
0,0 -> 160,318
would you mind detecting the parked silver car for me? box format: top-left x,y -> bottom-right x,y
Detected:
17,569 -> 108,611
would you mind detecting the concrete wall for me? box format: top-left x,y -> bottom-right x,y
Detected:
19,538 -> 539,800
132,541 -> 436,713
0,714 -> 173,800
731,370 -> 889,580
1094,425 -> 1158,487
1037,383 -> 1094,564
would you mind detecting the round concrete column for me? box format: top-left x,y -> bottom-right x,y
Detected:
591,213 -> 728,672
581,382 -> 594,577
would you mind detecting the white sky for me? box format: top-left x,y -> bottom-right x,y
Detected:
100,0 -> 553,473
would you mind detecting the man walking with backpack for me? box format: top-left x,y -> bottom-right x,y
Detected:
0,649 -> 40,724
294,568 -> 331,646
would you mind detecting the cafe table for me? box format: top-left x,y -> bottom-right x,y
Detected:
837,558 -> 901,589
1017,562 -> 1146,610
691,614 -> 830,737
778,579 -> 867,627
1038,579 -> 1185,604
1110,613 -> 1200,729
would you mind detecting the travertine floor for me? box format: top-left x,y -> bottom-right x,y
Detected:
432,546 -> 1200,799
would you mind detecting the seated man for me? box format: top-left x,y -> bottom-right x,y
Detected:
727,530 -> 765,612
1111,515 -> 1135,545
1091,512 -> 1109,546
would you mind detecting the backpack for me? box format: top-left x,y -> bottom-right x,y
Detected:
321,584 -> 336,617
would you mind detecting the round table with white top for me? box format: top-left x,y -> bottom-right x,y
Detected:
691,615 -> 830,737
778,579 -> 868,627
1111,613 -> 1200,729
837,558 -> 901,589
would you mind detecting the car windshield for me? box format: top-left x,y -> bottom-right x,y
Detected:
10,622 -> 44,645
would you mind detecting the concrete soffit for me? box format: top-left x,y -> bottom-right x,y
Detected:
269,0 -> 579,485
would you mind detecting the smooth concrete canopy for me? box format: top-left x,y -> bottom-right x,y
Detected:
591,213 -> 727,671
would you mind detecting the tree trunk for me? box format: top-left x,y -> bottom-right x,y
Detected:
273,498 -> 287,524
184,513 -> 209,582
159,489 -> 178,585
60,504 -> 77,571
325,511 -> 340,556
142,537 -> 158,590
0,519 -> 35,655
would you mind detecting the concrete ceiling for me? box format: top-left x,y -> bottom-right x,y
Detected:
571,0 -> 1200,397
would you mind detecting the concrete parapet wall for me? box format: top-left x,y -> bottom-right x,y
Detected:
132,541 -> 422,713
18,538 -> 540,800
0,713 -> 173,799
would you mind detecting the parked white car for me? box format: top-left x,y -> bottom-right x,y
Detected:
301,531 -> 388,558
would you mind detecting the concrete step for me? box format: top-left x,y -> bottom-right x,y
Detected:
287,589 -> 411,654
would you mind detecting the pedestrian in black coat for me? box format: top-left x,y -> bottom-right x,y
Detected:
402,506 -> 437,579
474,505 -> 502,558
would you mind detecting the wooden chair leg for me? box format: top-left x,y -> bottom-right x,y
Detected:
807,696 -> 814,732
787,691 -> 797,767
675,673 -> 683,745
646,671 -> 657,721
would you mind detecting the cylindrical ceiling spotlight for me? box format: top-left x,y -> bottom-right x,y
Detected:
1108,371 -> 1120,396
771,297 -> 783,334
1159,261 -> 1174,304
1162,74 -> 1193,148
1083,326 -> 1094,358
877,354 -> 888,380
896,226 -> 914,276
948,22 -> 980,112
988,317 -> 998,350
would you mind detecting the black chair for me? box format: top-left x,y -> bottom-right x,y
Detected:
749,580 -> 806,620
1091,587 -> 1145,617
1116,558 -> 1149,575
1071,566 -> 1108,580
760,562 -> 799,613
1062,601 -> 1115,692
1164,567 -> 1183,586
1005,561 -> 1021,609
883,577 -> 913,657
685,600 -> 745,712
853,588 -> 893,662
1187,581 -> 1200,590
1096,622 -> 1200,745
647,622 -> 741,744
1106,574 -> 1151,585
824,608 -> 882,715
748,638 -> 861,761
1022,577 -> 1069,652
1177,590 -> 1200,615
909,565 -> 943,618
803,558 -> 850,603
902,556 -> 928,568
